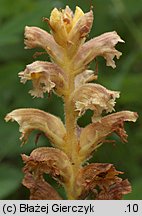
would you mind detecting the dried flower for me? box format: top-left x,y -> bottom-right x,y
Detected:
5,5 -> 138,200
75,163 -> 131,199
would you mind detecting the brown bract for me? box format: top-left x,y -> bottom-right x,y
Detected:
75,70 -> 98,88
96,179 -> 131,200
67,10 -> 93,56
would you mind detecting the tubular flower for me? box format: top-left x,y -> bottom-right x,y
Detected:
79,111 -> 138,162
73,31 -> 124,72
5,5 -> 138,200
19,61 -> 67,98
5,108 -> 66,148
72,83 -> 120,121
24,26 -> 64,64
22,147 -> 73,184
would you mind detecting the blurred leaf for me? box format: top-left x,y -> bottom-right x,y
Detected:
0,0 -> 62,46
120,73 -> 142,105
110,0 -> 142,17
0,164 -> 23,199
125,178 -> 142,199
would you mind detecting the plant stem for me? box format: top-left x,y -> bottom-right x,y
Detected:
63,57 -> 81,199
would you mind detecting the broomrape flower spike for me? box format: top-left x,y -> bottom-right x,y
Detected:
5,6 -> 138,200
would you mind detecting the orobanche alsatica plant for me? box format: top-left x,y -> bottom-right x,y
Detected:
5,6 -> 138,200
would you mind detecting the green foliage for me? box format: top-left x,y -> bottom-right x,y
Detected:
0,0 -> 142,199
125,178 -> 142,199
0,164 -> 22,199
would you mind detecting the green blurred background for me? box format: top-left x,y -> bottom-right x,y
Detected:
0,0 -> 142,199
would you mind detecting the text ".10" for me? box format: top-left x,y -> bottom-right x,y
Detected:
126,204 -> 139,213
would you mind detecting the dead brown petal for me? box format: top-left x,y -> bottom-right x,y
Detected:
79,111 -> 138,161
22,147 -> 73,184
22,172 -> 62,200
96,179 -> 131,200
5,108 -> 66,147
19,61 -> 67,98
73,31 -> 124,71
75,163 -> 131,200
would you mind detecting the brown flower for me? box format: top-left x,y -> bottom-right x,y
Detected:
75,163 -> 131,200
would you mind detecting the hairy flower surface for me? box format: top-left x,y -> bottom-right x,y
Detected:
73,31 -> 124,72
22,147 -> 73,184
5,5 -> 138,200
24,26 -> 64,64
75,163 -> 131,199
5,108 -> 66,148
72,83 -> 120,121
19,61 -> 67,97
22,171 -> 62,200
79,111 -> 138,162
